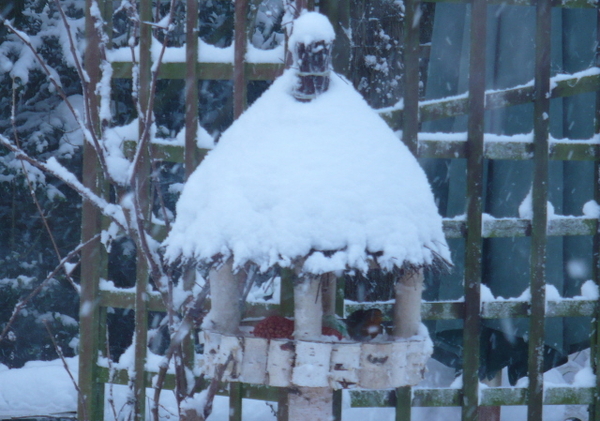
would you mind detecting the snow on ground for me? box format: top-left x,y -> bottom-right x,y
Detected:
0,354 -> 592,420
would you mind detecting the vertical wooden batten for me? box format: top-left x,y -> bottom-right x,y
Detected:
79,0 -> 107,419
402,0 -> 421,156
590,7 -> 600,421
463,0 -> 487,419
234,0 -> 248,119
185,0 -> 200,178
131,0 -> 153,419
528,0 -> 551,419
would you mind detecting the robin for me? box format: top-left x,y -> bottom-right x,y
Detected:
345,308 -> 384,341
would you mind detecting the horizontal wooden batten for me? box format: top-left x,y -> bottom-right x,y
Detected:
97,366 -> 280,401
350,386 -> 596,407
124,138 -> 599,166
112,61 -> 284,80
97,365 -> 596,407
419,138 -> 600,160
443,217 -> 597,239
423,0 -> 596,7
342,298 -> 598,321
123,141 -> 210,162
379,71 -> 600,128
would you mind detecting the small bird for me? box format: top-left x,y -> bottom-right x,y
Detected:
345,308 -> 384,341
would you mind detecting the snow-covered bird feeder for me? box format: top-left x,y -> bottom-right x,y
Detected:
165,10 -> 449,400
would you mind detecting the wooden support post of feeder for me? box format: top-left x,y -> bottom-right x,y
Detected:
285,20 -> 337,421
393,268 -> 424,339
321,273 -> 337,319
290,275 -> 334,421
205,259 -> 245,334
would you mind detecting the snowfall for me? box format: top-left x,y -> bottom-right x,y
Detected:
1,9 -> 599,421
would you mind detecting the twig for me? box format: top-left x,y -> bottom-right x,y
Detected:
43,320 -> 88,421
105,329 -> 119,421
152,283 -> 210,421
128,0 -> 178,186
0,234 -> 100,343
1,18 -> 107,173
52,0 -> 111,177
203,354 -> 234,420
10,78 -> 78,291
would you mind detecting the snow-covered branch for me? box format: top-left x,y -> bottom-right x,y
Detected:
0,134 -> 128,231
2,16 -> 109,178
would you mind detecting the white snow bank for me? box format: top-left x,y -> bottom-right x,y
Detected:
164,67 -> 449,274
0,358 -> 79,416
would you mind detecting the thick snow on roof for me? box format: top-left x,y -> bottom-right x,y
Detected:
164,70 -> 449,274
288,12 -> 335,47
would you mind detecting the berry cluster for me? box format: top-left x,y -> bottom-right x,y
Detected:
251,316 -> 294,339
251,316 -> 342,340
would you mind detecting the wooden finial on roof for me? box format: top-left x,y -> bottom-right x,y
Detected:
292,39 -> 332,102
289,12 -> 335,102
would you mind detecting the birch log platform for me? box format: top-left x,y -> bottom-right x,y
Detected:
202,329 -> 433,389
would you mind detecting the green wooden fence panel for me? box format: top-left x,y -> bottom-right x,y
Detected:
78,1 -> 600,420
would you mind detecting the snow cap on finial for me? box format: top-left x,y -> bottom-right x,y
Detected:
288,11 -> 336,47
289,12 -> 335,102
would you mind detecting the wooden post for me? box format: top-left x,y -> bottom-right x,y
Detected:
321,273 -> 337,318
528,0 -> 551,420
204,259 -> 244,334
294,277 -> 323,340
292,40 -> 332,102
402,0 -> 421,156
287,31 -> 337,420
233,0 -> 248,119
592,9 -> 600,421
289,278 -> 333,421
185,0 -> 199,178
393,269 -> 424,339
79,1 -> 106,420
131,0 -> 153,418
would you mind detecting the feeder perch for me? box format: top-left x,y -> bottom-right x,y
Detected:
165,11 -> 450,420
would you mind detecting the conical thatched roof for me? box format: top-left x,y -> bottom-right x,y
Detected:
164,13 -> 450,275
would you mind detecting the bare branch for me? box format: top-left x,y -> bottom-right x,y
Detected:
203,354 -> 234,420
52,0 -> 107,170
1,18 -> 108,175
152,283 -> 210,421
43,320 -> 88,421
11,79 -> 78,290
105,329 -> 119,421
0,234 -> 100,343
129,0 -> 178,186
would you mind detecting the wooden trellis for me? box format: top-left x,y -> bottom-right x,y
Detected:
78,1 -> 600,421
